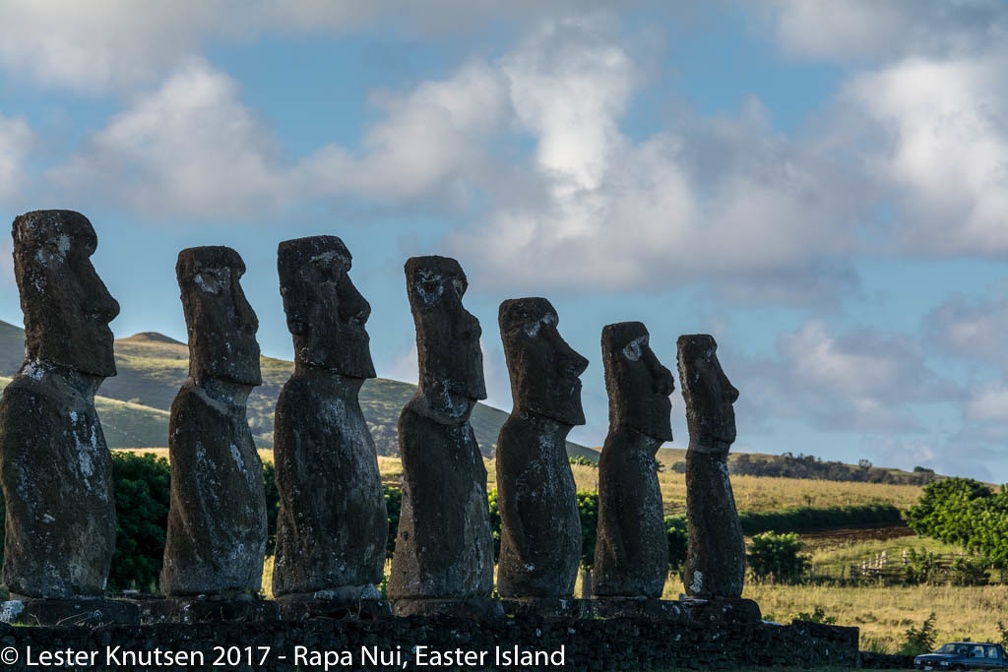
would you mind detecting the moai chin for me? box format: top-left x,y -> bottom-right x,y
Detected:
495,297 -> 588,598
677,334 -> 745,599
386,256 -> 495,609
160,246 -> 267,597
271,236 -> 388,601
593,322 -> 674,598
0,210 -> 120,598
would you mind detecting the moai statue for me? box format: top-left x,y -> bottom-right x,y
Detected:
160,247 -> 267,597
677,334 -> 745,600
0,210 -> 120,598
593,322 -> 674,598
495,298 -> 588,599
272,236 -> 388,603
386,256 -> 495,613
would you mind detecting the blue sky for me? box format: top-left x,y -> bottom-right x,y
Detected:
1,1 -> 1007,481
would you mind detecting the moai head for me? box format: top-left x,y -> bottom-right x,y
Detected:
177,246 -> 262,386
676,334 -> 739,452
499,297 -> 589,426
277,236 -> 375,379
405,256 -> 486,418
12,210 -> 120,378
602,322 -> 674,442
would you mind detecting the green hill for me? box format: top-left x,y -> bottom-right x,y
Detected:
0,320 -> 596,461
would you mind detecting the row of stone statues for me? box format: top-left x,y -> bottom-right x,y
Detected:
0,210 -> 745,611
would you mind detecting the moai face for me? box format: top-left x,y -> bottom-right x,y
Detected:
499,297 -> 589,427
177,246 -> 262,386
677,334 -> 739,451
12,210 -> 120,378
602,322 -> 674,442
405,256 -> 486,414
278,236 -> 375,379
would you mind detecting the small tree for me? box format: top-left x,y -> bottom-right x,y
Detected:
665,515 -> 688,572
747,531 -> 810,583
899,613 -> 938,656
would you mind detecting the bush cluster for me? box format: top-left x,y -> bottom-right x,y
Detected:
906,477 -> 1008,568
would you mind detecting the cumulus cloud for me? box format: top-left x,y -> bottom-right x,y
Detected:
0,0 -> 666,93
300,60 -> 512,204
48,59 -> 290,219
765,0 -> 1008,63
738,321 -> 953,432
446,18 -> 866,300
0,115 -> 34,204
841,55 -> 1008,256
924,290 -> 1008,372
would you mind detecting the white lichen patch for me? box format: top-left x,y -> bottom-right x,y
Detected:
690,570 -> 704,595
230,443 -> 245,471
523,311 -> 557,338
621,335 -> 647,362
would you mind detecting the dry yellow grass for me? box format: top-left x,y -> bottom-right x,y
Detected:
741,582 -> 1008,653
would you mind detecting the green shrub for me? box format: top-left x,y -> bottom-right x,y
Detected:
739,504 -> 902,535
384,486 -> 401,560
108,452 -> 171,591
899,612 -> 938,656
665,515 -> 688,572
577,491 -> 599,568
747,531 -> 810,583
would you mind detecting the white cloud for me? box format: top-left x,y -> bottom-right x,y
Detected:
925,290 -> 1008,372
765,0 -> 1008,63
446,19 -> 865,300
966,384 -> 1008,423
739,321 -> 952,432
49,59 -> 289,219
0,0 -> 666,93
843,55 -> 1008,256
0,115 -> 34,204
300,61 -> 512,204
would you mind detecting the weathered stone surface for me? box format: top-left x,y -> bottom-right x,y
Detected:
272,236 -> 387,600
160,246 -> 267,597
0,210 -> 120,598
677,334 -> 745,599
386,256 -> 494,603
495,298 -> 587,598
593,322 -> 674,598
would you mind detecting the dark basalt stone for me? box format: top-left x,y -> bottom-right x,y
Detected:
272,236 -> 387,600
495,298 -> 587,598
160,246 -> 267,597
386,256 -> 494,605
0,210 -> 120,598
593,322 -> 674,598
677,334 -> 745,599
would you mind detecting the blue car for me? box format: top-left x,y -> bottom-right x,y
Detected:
914,642 -> 1007,670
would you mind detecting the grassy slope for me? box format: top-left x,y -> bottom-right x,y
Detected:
0,320 -> 595,460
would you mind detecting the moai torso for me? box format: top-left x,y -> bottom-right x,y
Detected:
593,322 -> 674,598
160,246 -> 266,597
271,236 -> 387,599
495,298 -> 587,598
677,334 -> 745,599
386,256 -> 494,601
0,210 -> 119,598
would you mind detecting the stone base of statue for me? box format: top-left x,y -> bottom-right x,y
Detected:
500,597 -> 587,619
0,597 -> 140,626
139,595 -> 280,624
678,596 -> 762,625
275,588 -> 390,620
589,597 -> 686,620
391,598 -> 503,621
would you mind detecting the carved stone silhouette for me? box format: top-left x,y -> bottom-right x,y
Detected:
593,322 -> 674,598
271,236 -> 388,601
677,334 -> 745,599
160,246 -> 267,597
0,210 -> 120,598
495,298 -> 587,598
386,256 -> 494,609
